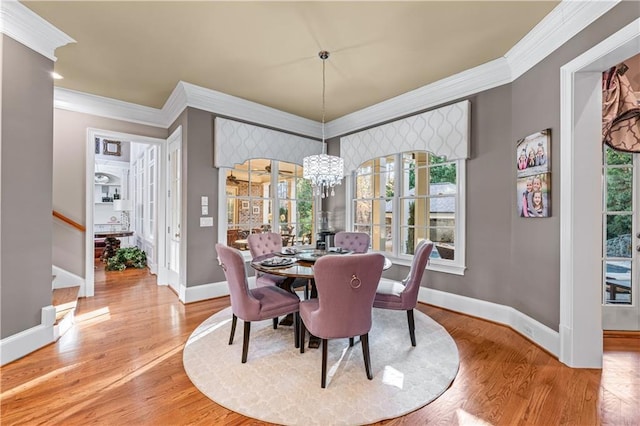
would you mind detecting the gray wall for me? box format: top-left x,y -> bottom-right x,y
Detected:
1,36 -> 54,338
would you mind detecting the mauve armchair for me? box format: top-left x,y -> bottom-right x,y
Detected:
334,231 -> 370,253
299,253 -> 385,388
247,232 -> 286,288
216,243 -> 300,363
373,239 -> 433,346
248,232 -> 309,300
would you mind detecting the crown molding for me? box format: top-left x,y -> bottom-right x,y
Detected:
180,82 -> 321,138
44,0 -> 617,138
505,0 -> 620,80
326,57 -> 510,138
326,0 -> 619,138
54,87 -> 166,128
0,0 -> 74,61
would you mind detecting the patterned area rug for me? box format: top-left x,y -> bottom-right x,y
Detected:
183,306 -> 459,425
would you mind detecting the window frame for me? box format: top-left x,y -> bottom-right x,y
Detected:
346,153 -> 466,275
217,160 -> 315,260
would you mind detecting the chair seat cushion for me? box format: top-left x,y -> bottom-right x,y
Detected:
249,286 -> 300,320
256,273 -> 286,287
373,278 -> 405,309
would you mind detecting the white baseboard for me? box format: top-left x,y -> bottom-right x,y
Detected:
419,287 -> 559,357
52,265 -> 85,290
0,305 -> 56,366
182,281 -> 230,304
181,277 -> 260,304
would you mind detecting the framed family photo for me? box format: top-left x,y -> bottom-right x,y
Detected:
516,129 -> 551,218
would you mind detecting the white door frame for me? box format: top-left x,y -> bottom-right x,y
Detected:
85,128 -> 167,297
160,126 -> 185,297
559,18 -> 640,368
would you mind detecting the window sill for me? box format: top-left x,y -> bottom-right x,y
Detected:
386,255 -> 466,276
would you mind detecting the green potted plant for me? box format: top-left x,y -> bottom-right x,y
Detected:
106,247 -> 147,271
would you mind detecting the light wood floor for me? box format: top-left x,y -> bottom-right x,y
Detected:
2,263 -> 639,425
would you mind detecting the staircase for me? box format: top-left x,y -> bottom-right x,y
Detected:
52,275 -> 80,339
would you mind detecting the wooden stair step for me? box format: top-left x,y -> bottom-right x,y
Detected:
52,286 -> 80,323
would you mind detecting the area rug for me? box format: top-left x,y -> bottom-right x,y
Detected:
183,306 -> 459,425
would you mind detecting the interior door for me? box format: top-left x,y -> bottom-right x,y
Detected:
166,133 -> 182,292
602,147 -> 639,330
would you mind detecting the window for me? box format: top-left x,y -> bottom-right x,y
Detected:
352,151 -> 466,275
223,159 -> 314,251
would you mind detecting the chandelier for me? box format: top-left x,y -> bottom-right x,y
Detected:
303,51 -> 344,198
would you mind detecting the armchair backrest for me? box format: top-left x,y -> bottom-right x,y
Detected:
247,232 -> 283,258
400,239 -> 434,305
312,253 -> 385,338
215,243 -> 260,320
334,231 -> 370,253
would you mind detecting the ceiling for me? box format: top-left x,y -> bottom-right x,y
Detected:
23,1 -> 559,122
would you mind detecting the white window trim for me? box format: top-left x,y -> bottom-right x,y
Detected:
345,157 -> 466,276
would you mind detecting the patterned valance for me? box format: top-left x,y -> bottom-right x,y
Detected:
214,118 -> 322,168
341,100 -> 470,174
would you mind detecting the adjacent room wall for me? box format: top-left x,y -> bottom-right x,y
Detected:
52,109 -> 166,277
1,36 -> 53,338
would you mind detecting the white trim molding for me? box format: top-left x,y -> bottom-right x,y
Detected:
559,18 -> 639,368
418,287 -> 559,357
0,0 -> 75,61
52,265 -> 85,290
0,305 -> 56,366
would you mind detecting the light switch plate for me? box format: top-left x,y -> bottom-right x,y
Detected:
200,217 -> 213,227
201,205 -> 208,215
201,196 -> 208,206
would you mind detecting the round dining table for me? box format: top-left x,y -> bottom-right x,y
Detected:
250,249 -> 392,348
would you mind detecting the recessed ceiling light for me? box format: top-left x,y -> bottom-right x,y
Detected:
51,72 -> 63,80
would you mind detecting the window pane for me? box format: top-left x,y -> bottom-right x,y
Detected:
354,200 -> 373,224
604,146 -> 632,165
606,166 -> 632,211
370,225 -> 389,253
605,215 -> 632,258
356,174 -> 374,198
429,163 -> 457,185
604,260 -> 632,305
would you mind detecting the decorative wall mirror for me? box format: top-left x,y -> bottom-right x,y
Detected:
103,140 -> 122,156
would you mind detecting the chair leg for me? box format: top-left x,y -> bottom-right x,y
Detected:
349,337 -> 354,347
407,309 -> 416,347
299,320 -> 306,353
229,314 -> 237,345
321,338 -> 328,388
293,312 -> 300,349
361,333 -> 373,380
241,321 -> 251,363
273,318 -> 278,329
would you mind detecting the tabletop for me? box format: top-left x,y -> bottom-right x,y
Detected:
250,250 -> 391,279
95,230 -> 134,239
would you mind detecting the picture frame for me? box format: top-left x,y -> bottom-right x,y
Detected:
241,201 -> 249,209
516,129 -> 551,218
103,140 -> 122,156
252,206 -> 260,215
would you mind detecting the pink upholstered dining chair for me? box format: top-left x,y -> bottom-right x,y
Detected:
334,231 -> 370,253
299,253 -> 385,388
373,239 -> 433,346
247,232 -> 286,287
216,243 -> 300,363
248,232 -> 309,299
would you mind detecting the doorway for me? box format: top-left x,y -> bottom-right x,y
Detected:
560,18 -> 640,368
85,129 -> 167,297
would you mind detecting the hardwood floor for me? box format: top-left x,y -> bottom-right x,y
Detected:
2,263 -> 639,425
